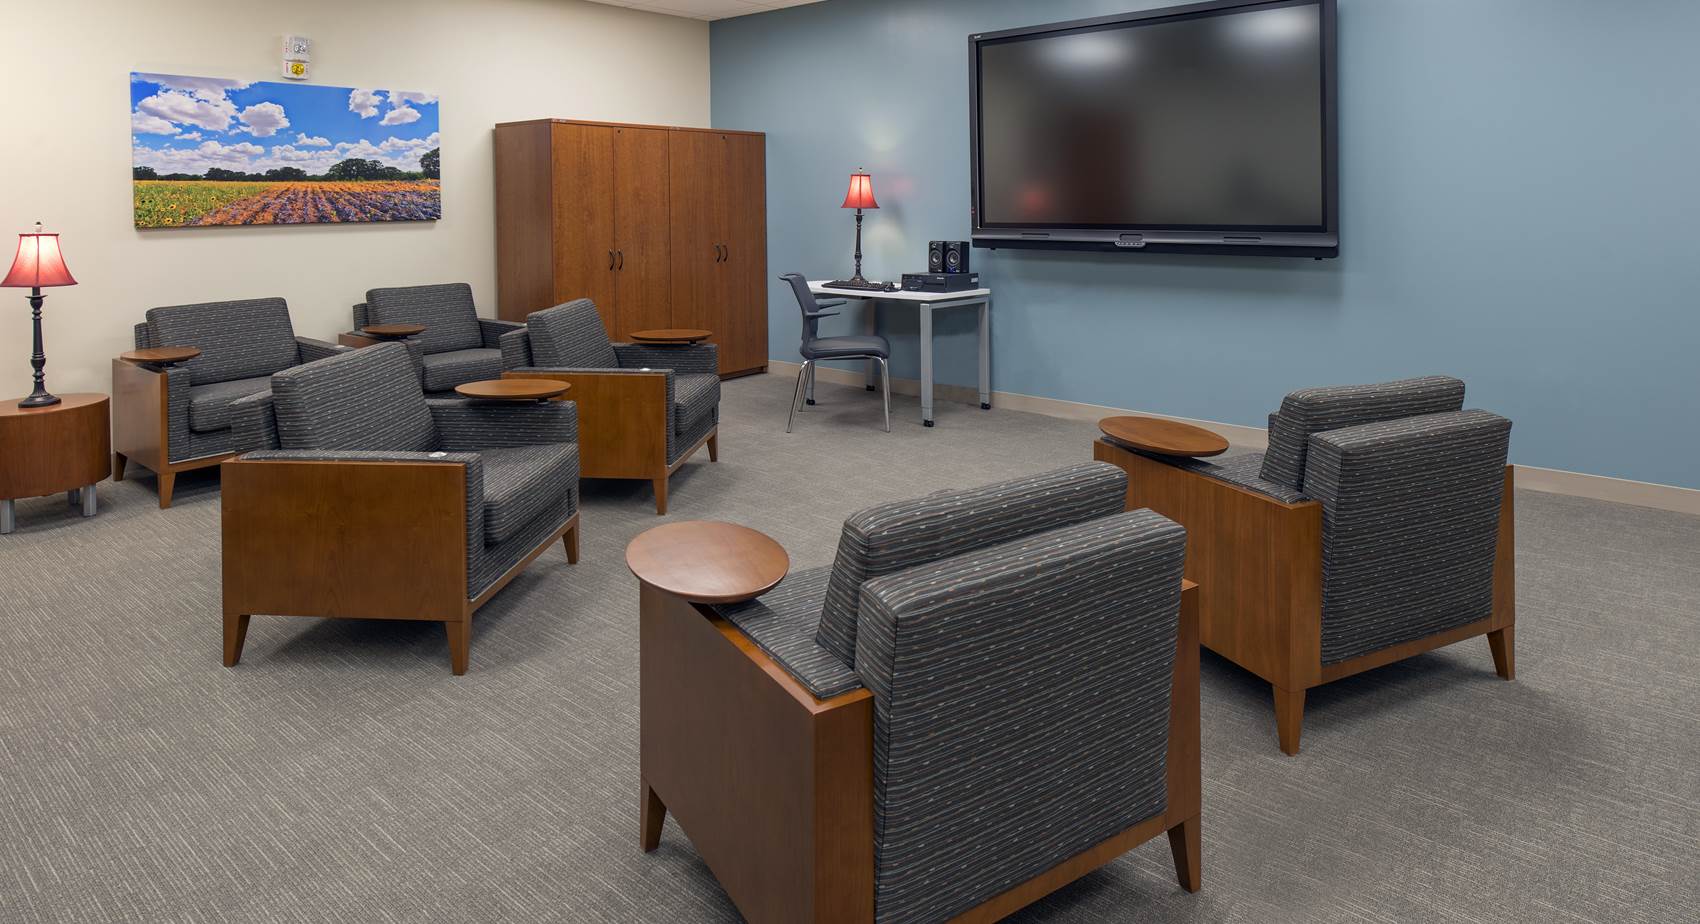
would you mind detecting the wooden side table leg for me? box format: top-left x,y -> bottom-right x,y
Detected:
113,452 -> 128,481
223,614 -> 251,666
158,470 -> 176,509
641,779 -> 667,852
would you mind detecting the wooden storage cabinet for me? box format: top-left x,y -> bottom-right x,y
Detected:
495,119 -> 768,377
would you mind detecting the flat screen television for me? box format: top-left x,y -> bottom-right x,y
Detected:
969,0 -> 1338,257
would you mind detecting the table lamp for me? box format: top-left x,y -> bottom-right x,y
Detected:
841,170 -> 879,287
3,223 -> 78,408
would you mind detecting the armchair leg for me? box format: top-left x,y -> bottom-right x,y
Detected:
1488,626 -> 1515,680
113,452 -> 128,481
1274,685 -> 1305,756
564,521 -> 580,564
222,614 -> 251,667
158,470 -> 176,509
707,431 -> 719,462
652,476 -> 668,516
445,619 -> 471,675
641,778 -> 667,852
1167,814 -> 1201,893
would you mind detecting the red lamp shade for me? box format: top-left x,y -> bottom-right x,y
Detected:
3,226 -> 76,288
841,172 -> 879,210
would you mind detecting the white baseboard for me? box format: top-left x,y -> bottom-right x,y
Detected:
766,361 -> 1700,517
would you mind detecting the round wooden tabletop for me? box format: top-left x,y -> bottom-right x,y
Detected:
629,328 -> 713,344
119,346 -> 202,366
454,379 -> 571,401
626,521 -> 790,604
1098,416 -> 1230,458
361,323 -> 426,338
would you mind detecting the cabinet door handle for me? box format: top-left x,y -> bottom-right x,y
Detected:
608,250 -> 614,270
723,243 -> 730,262
617,250 -> 624,270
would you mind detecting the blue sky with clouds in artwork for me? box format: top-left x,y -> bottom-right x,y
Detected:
130,74 -> 440,177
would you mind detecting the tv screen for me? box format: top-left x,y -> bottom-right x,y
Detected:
970,0 -> 1337,257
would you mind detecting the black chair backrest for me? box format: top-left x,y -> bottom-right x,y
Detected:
779,273 -> 827,348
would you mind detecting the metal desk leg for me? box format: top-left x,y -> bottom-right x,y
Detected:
865,299 -> 879,390
920,305 -> 935,427
81,484 -> 98,517
67,488 -> 80,506
1,499 -> 13,534
978,298 -> 991,410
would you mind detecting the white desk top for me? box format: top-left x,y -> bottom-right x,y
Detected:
809,280 -> 991,302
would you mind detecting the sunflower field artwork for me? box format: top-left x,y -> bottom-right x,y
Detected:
130,73 -> 441,228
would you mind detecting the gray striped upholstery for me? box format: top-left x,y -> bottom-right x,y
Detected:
229,392 -> 278,454
1304,409 -> 1512,663
420,348 -> 503,394
270,344 -> 439,453
498,327 -> 533,369
188,377 -> 272,433
714,567 -> 865,699
611,342 -> 720,376
477,444 -> 581,545
243,345 -> 580,599
1260,376 -> 1465,489
526,300 -> 618,368
297,337 -> 345,364
673,374 -> 720,436
144,298 -> 299,386
478,318 -> 524,349
815,461 -> 1130,665
855,509 -> 1187,924
365,283 -> 483,354
351,302 -> 370,330
1160,449 -> 1310,505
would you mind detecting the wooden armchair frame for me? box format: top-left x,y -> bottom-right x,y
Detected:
637,579 -> 1200,923
111,358 -> 235,508
221,456 -> 579,674
505,369 -> 715,515
1095,440 -> 1514,755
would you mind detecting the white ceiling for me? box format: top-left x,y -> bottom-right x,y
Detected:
586,0 -> 823,21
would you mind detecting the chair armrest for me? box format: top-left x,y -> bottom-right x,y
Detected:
813,298 -> 848,309
479,318 -> 525,349
499,328 -> 532,369
612,341 -> 719,375
229,392 -> 279,454
506,368 -> 670,477
295,336 -> 347,364
133,322 -> 152,350
803,309 -> 841,320
429,397 -> 578,450
222,451 -> 481,620
352,302 -> 369,329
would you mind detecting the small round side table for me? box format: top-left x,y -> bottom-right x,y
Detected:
361,323 -> 426,341
1097,416 -> 1229,458
1,393 -> 111,534
626,521 -> 789,604
629,328 -> 713,345
454,379 -> 571,403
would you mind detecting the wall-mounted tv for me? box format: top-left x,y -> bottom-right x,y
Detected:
969,0 -> 1338,258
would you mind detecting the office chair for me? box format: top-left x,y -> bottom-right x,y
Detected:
779,273 -> 890,433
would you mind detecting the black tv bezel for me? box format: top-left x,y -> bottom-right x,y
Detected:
968,0 -> 1339,258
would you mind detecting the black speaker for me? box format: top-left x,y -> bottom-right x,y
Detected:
942,240 -> 970,274
928,240 -> 946,273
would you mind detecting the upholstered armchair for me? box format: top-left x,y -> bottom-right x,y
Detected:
219,343 -> 581,675
1096,375 -> 1515,755
112,297 -> 347,508
345,283 -> 522,395
501,299 -> 719,514
634,462 -> 1201,923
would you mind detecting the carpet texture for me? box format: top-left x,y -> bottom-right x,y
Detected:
2,373 -> 1696,923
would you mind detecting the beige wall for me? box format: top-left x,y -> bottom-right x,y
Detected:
0,0 -> 709,396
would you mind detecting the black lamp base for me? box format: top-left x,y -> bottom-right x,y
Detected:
18,391 -> 60,409
21,288 -> 58,409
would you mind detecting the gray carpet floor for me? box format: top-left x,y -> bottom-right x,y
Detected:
2,373 -> 1697,923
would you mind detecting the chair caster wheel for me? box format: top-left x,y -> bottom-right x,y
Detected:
866,385 -> 876,391
980,402 -> 990,410
924,419 -> 935,428
806,398 -> 816,406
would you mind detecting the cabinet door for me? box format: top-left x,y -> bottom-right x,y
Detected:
612,126 -> 673,338
723,133 -> 768,374
668,130 -> 730,361
550,123 -> 617,335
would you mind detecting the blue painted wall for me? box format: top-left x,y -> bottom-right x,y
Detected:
711,0 -> 1700,489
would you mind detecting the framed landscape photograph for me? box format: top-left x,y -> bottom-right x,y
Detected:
130,73 -> 441,228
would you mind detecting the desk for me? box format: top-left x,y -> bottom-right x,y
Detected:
808,280 -> 990,427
